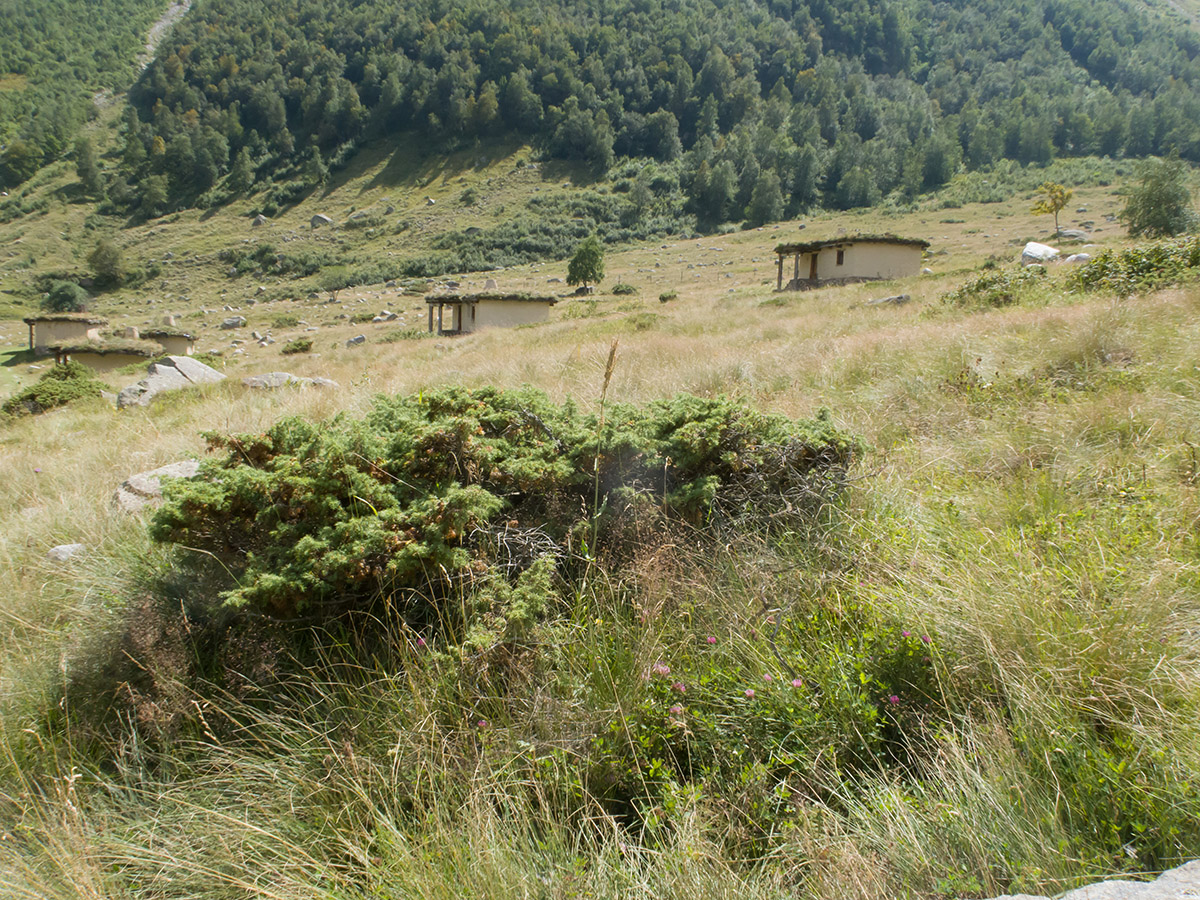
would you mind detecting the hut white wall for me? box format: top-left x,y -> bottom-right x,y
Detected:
814,243 -> 923,280
474,301 -> 551,329
33,322 -> 101,352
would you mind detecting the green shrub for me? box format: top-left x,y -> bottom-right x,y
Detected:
658,290 -> 678,303
941,266 -> 1045,309
280,338 -> 313,355
149,387 -> 860,617
611,282 -> 637,295
2,361 -> 106,418
377,328 -> 432,342
1069,236 -> 1200,297
42,280 -> 89,312
271,313 -> 301,329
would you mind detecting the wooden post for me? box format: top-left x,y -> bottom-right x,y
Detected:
793,252 -> 800,283
28,323 -> 34,351
437,303 -> 444,335
776,255 -> 783,291
428,304 -> 434,333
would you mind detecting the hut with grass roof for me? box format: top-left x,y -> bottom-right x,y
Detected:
50,338 -> 167,374
426,292 -> 558,335
23,312 -> 108,353
141,329 -> 196,356
774,234 -> 930,290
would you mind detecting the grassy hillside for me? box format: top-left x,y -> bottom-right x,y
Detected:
3,135 -> 1200,898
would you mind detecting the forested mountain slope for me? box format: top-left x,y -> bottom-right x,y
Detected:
86,0 -> 1200,227
0,0 -> 172,182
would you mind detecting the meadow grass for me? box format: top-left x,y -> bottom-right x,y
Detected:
3,154 -> 1200,897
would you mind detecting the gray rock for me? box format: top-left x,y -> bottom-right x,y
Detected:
46,543 -> 85,562
118,356 -> 226,408
243,372 -> 339,390
113,460 -> 201,513
983,860 -> 1200,900
1058,229 -> 1089,241
311,213 -> 333,228
866,293 -> 911,306
1065,253 -> 1092,264
345,335 -> 366,347
220,316 -> 247,329
252,214 -> 268,227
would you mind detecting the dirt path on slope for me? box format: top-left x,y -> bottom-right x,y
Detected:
137,0 -> 193,72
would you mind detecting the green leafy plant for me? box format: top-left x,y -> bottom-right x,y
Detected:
41,281 -> 89,313
149,386 -> 859,617
941,266 -> 1045,309
2,361 -> 107,419
1122,157 -> 1196,238
611,282 -> 637,295
280,338 -> 313,355
567,236 -> 605,289
1069,236 -> 1200,296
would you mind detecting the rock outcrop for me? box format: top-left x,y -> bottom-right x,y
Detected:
242,372 -> 339,390
117,356 -> 226,409
113,460 -> 200,513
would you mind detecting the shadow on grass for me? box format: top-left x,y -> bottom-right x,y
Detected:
1,347 -> 36,368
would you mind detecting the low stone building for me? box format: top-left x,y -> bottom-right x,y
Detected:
141,329 -> 196,356
23,313 -> 107,353
426,293 -> 558,335
774,234 -> 930,290
50,338 -> 166,374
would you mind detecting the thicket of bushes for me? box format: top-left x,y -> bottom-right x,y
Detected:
150,386 -> 860,616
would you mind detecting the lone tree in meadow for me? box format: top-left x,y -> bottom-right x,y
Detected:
567,236 -> 605,290
1123,156 -> 1196,238
1032,181 -> 1072,236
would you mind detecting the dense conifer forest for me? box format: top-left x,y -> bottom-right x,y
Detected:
88,0 -> 1200,225
0,0 -> 171,185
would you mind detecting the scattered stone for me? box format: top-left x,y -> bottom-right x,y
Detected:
1065,253 -> 1092,264
251,331 -> 263,341
113,460 -> 201,513
46,543 -> 85,562
1058,228 -> 1089,241
548,277 -> 563,283
1021,241 -> 1060,265
385,205 -> 395,215
311,213 -> 333,228
220,316 -> 247,329
252,214 -> 268,227
117,356 -> 226,409
572,285 -> 594,296
346,335 -> 367,347
123,325 -> 140,339
425,197 -> 436,205
161,314 -> 177,327
922,267 -> 934,275
256,285 -> 266,295
243,372 -> 340,390
866,293 -> 911,306
484,278 -> 498,290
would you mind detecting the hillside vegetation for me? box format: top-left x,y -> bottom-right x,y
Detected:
3,191 -> 1200,895
85,0 -> 1200,225
0,0 -> 172,183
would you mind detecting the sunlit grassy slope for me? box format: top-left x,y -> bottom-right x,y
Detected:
3,135 -> 1200,899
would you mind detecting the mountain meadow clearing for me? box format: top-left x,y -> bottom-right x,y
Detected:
2,136 -> 1200,900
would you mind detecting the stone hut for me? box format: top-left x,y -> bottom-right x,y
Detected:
50,338 -> 167,374
426,293 -> 558,335
141,329 -> 196,356
774,234 -> 930,290
23,313 -> 108,353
